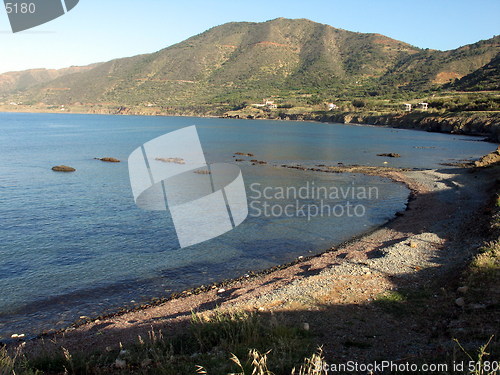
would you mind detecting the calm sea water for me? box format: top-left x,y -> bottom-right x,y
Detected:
0,113 -> 496,340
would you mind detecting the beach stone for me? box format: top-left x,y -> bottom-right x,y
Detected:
302,322 -> 310,331
455,297 -> 465,307
217,288 -> 226,294
114,358 -> 126,369
470,303 -> 486,309
409,241 -> 418,248
52,165 -> 76,172
457,286 -> 468,294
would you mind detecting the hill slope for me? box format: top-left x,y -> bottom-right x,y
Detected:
0,64 -> 102,94
450,52 -> 500,91
2,18 -> 499,112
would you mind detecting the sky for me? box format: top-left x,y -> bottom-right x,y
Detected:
0,0 -> 498,74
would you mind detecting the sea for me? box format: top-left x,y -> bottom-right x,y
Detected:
0,112 -> 496,340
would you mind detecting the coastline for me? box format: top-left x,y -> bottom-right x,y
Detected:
1,106 -> 499,143
14,157 -> 499,362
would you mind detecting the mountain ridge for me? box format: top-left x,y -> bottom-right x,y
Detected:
0,18 -> 498,112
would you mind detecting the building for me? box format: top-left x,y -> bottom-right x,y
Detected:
264,99 -> 277,109
252,99 -> 278,109
418,102 -> 428,111
327,103 -> 338,111
403,103 -> 412,112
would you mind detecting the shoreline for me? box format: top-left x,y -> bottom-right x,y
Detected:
2,164 -> 415,344
0,106 -> 498,143
12,158 -> 499,358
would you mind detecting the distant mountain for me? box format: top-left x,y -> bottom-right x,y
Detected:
2,18 -> 498,112
0,64 -> 102,94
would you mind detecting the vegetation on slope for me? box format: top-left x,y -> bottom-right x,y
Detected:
1,18 -> 498,112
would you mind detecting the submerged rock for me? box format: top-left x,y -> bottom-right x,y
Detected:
52,165 -> 76,172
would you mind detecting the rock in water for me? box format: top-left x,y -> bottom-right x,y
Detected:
52,165 -> 76,172
377,153 -> 401,158
155,157 -> 185,164
97,157 -> 121,163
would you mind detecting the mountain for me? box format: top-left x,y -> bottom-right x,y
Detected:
449,52 -> 500,91
0,64 -> 102,94
1,18 -> 499,113
380,36 -> 500,89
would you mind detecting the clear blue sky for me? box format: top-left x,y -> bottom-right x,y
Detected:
0,0 -> 498,74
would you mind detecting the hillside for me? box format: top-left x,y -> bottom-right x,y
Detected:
0,18 -> 499,114
0,64 -> 102,95
450,52 -> 500,91
380,36 -> 500,90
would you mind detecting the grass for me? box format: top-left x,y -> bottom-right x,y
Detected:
468,240 -> 500,285
374,289 -> 433,317
454,336 -> 497,375
0,310 -> 317,375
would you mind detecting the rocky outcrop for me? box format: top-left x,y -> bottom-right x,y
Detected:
52,165 -> 76,172
313,111 -> 500,142
474,147 -> 500,167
